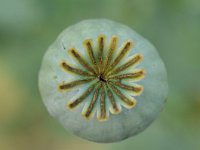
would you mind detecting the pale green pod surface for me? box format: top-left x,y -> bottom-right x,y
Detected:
39,19 -> 168,143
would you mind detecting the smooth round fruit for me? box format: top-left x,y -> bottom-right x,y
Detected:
38,19 -> 168,143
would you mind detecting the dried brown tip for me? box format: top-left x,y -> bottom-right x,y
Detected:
67,83 -> 97,109
104,36 -> 118,72
82,85 -> 101,120
61,61 -> 93,76
109,54 -> 143,75
110,84 -> 136,108
84,39 -> 99,74
69,48 -> 96,75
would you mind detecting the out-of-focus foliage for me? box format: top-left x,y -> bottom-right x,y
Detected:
0,0 -> 200,150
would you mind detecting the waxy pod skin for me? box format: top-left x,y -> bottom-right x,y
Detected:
39,19 -> 168,143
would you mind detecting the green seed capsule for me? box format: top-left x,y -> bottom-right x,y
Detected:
38,19 -> 168,143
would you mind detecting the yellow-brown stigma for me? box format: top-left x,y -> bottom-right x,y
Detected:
58,35 -> 145,121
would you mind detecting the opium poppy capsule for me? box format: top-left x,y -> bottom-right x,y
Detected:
38,19 -> 168,143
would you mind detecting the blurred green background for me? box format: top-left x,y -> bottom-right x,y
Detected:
0,0 -> 200,150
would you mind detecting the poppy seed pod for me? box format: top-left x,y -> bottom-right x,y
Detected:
39,19 -> 168,143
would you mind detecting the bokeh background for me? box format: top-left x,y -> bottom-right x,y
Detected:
0,0 -> 200,150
